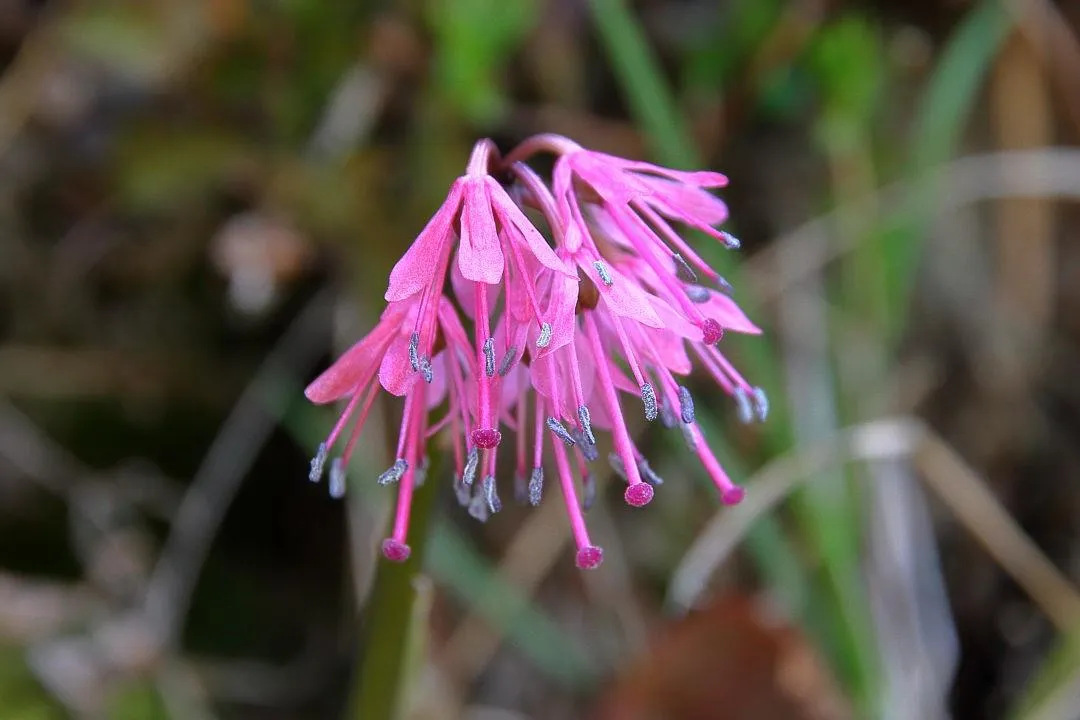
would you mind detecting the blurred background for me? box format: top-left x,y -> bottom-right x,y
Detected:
2,0 -> 1079,718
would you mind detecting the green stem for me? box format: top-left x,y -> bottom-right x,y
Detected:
348,459 -> 442,720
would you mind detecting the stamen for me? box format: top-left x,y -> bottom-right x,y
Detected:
483,475 -> 502,514
408,332 -> 421,372
638,457 -> 664,486
659,402 -> 678,429
593,260 -> 613,287
701,318 -> 724,345
582,472 -> 597,511
309,442 -> 328,483
454,474 -> 471,507
415,456 -> 430,487
672,252 -> 698,283
536,322 -> 552,348
581,312 -> 649,506
721,231 -> 741,249
686,285 -> 711,304
483,337 -> 496,377
463,446 -> 480,486
577,405 -> 595,445
378,458 -> 408,486
678,385 -> 696,424
471,428 -> 502,449
329,458 -> 346,498
613,453 -> 630,481
514,472 -> 528,505
752,386 -> 770,422
468,488 -> 490,522
498,347 -> 517,376
382,539 -> 411,562
733,387 -> 754,424
418,356 -> 433,383
624,482 -> 653,507
570,428 -> 599,462
641,383 -> 658,421
681,423 -> 698,451
576,546 -> 604,570
528,467 -> 544,506
546,417 -> 576,446
716,275 -> 734,295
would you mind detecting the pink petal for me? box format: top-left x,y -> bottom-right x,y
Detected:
450,252 -> 500,320
457,179 -> 503,284
642,326 -> 692,374
581,256 -> 664,328
385,181 -> 463,301
304,302 -> 408,403
648,294 -> 700,339
534,271 -> 579,357
701,293 -> 761,335
504,255 -> 538,324
426,351 -> 449,409
437,297 -> 475,361
609,155 -> 729,188
639,177 -> 729,226
567,152 -> 643,205
486,177 -> 570,275
378,328 -> 416,397
588,206 -> 633,251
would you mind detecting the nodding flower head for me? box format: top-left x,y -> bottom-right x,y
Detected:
305,135 -> 768,569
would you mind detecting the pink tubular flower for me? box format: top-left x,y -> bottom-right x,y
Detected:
381,139 -> 574,452
305,135 -> 768,570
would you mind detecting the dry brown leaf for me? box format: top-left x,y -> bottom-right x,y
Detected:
591,595 -> 850,720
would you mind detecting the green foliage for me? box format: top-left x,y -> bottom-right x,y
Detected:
0,646 -> 66,720
427,0 -> 538,125
807,16 -> 884,153
107,679 -> 168,720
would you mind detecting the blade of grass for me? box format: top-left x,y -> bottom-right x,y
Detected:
586,2 -> 881,708
884,0 -> 1013,338
427,525 -> 597,689
349,456 -> 441,720
586,0 -> 696,168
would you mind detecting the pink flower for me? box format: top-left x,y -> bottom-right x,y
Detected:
305,293 -> 479,560
306,135 -> 768,570
383,139 -> 574,450
543,134 -> 741,346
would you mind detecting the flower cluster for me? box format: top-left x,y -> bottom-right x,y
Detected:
305,134 -> 768,569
